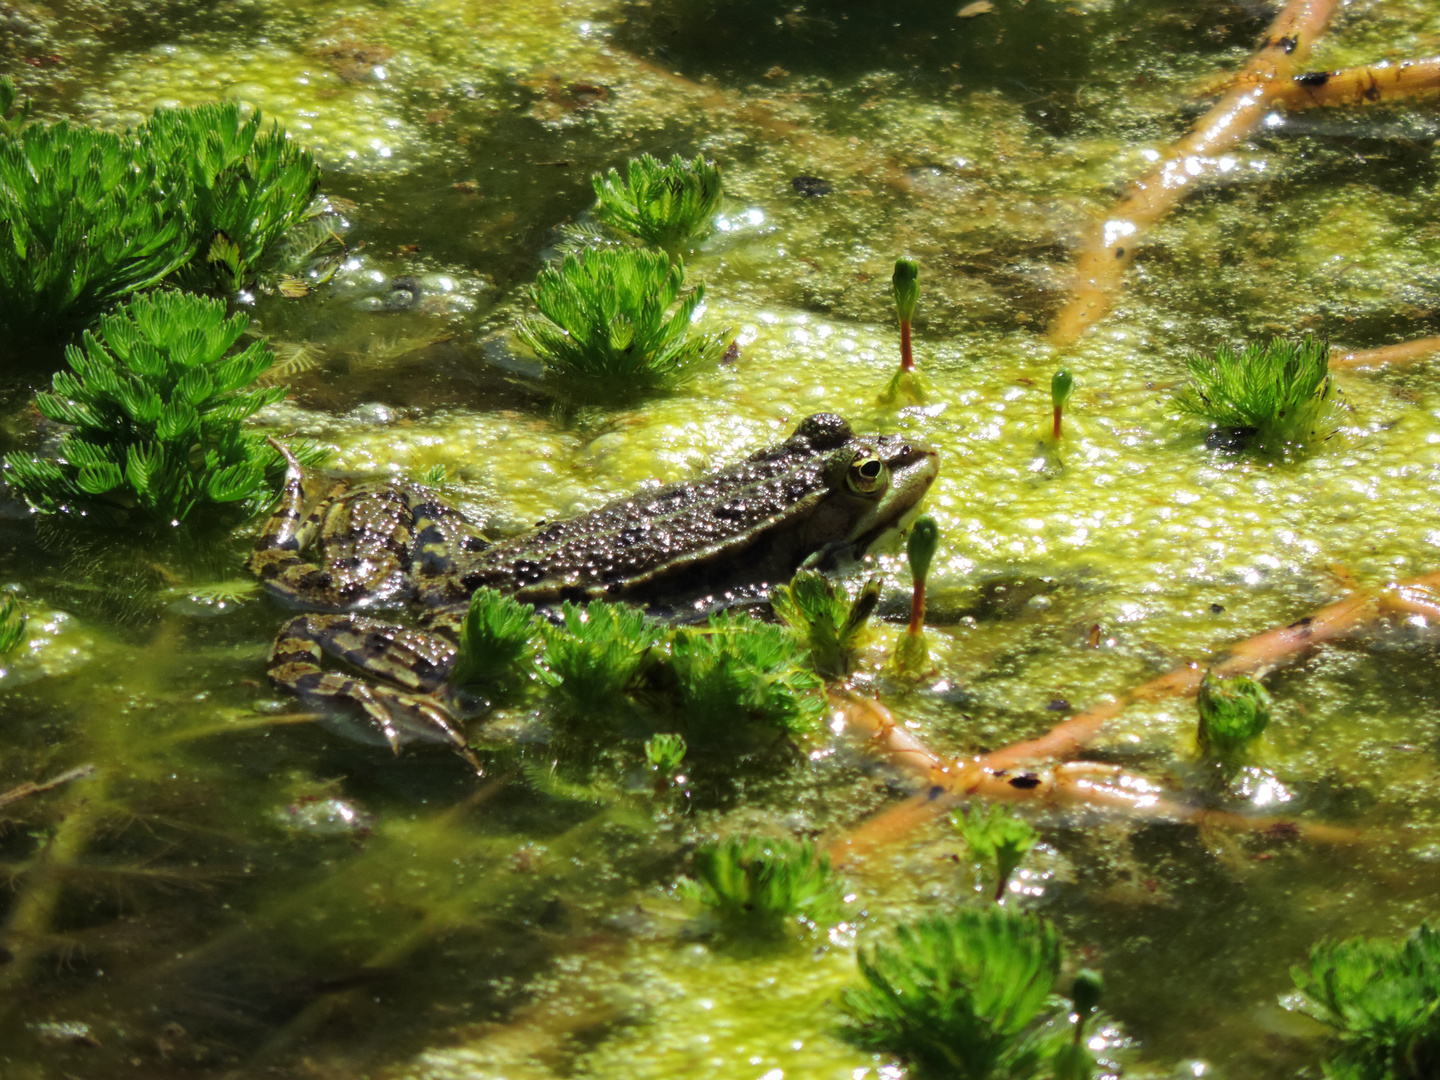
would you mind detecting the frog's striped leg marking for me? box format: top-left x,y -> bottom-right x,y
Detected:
269,614 -> 479,769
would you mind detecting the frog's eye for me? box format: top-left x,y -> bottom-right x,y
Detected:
846,455 -> 888,497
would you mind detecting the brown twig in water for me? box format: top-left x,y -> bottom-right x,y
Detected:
1049,0 -> 1339,346
0,764 -> 96,811
1331,336 -> 1440,371
1271,56 -> 1440,110
834,570 -> 1440,857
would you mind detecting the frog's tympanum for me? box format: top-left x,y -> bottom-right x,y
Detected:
248,414 -> 938,755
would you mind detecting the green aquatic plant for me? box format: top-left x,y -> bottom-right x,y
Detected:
0,101 -> 322,349
143,102 -> 322,289
1286,922 -> 1440,1080
1053,970 -> 1107,1080
0,119 -> 194,349
1,75 -> 33,137
951,801 -> 1038,903
668,611 -> 826,735
539,599 -> 662,709
1176,335 -> 1342,455
3,292 -> 320,527
450,588 -> 541,698
1196,670 -> 1271,761
838,906 -> 1078,1080
770,569 -> 880,678
1051,370 -> 1075,440
681,834 -> 847,940
894,515 -> 940,675
879,256 -> 929,404
591,153 -> 722,258
0,594 -> 26,654
644,732 -> 687,795
517,247 -> 727,399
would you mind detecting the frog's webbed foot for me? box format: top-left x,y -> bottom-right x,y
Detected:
269,614 -> 476,766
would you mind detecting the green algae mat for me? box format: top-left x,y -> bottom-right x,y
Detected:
3,0 -> 1440,1076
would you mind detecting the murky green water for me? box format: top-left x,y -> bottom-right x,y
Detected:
3,0 -> 1440,1076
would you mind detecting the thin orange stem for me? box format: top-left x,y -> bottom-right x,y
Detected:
899,321 -> 914,373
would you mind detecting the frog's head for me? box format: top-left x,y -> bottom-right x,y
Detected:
786,413 -> 940,555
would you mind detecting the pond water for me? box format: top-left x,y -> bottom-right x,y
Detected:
3,0 -> 1440,1076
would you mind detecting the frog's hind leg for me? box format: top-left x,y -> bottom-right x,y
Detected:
249,439 -> 353,601
269,614 -> 478,768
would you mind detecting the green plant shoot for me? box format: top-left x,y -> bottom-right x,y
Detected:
893,516 -> 939,675
892,257 -> 919,371
1052,969 -> 1107,1080
644,732 -> 687,795
952,801 -> 1038,903
1196,670 -> 1271,761
517,247 -> 728,400
879,257 -> 928,404
838,907 -> 1077,1080
0,594 -> 26,655
591,153 -> 723,259
668,611 -> 825,735
770,570 -> 880,678
681,834 -> 847,941
1286,922 -> 1440,1080
538,599 -> 661,709
1052,369 -> 1075,440
450,588 -> 540,698
3,292 -> 322,528
1176,335 -> 1343,455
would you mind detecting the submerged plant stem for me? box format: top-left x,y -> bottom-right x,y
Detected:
0,763 -> 95,810
0,770 -> 109,998
830,695 -> 1362,863
834,569 -> 1440,855
1049,0 -> 1338,345
1331,336 -> 1440,370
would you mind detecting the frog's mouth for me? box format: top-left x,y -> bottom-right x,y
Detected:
848,440 -> 940,553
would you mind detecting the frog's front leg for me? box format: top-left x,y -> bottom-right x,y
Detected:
269,614 -> 476,766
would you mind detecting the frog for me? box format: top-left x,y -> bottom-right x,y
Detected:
247,413 -> 939,759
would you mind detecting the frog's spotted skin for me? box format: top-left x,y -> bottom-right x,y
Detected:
249,415 -> 938,756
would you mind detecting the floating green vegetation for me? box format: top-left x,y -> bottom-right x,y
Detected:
770,569 -> 879,679
0,594 -> 26,654
668,611 -> 826,736
0,93 -> 321,350
3,292 -> 322,528
592,153 -> 722,259
144,102 -> 322,289
839,907 -> 1092,1080
951,801 -> 1038,904
539,599 -> 663,710
1286,922 -> 1440,1080
450,587 -> 540,699
516,248 -> 728,400
681,834 -> 847,941
1196,670 -> 1272,762
1176,335 -> 1343,455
